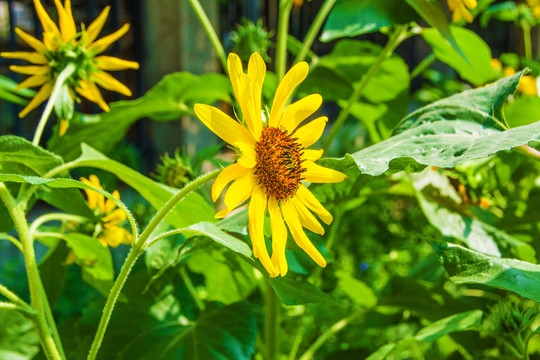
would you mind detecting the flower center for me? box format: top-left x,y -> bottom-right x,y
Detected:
254,126 -> 305,201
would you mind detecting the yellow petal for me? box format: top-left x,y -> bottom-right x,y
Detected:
294,116 -> 327,148
80,176 -> 101,209
1,51 -> 48,64
95,55 -> 139,71
463,0 -> 477,9
58,119 -> 69,136
103,208 -> 126,225
227,52 -> 243,104
268,197 -> 288,277
10,65 -> 49,75
217,172 -> 256,218
236,142 -> 257,169
247,52 -> 266,128
33,0 -> 60,37
269,61 -> 309,126
302,149 -> 324,162
86,6 -> 110,44
248,186 -> 277,276
54,0 -> 76,42
14,75 -> 48,91
91,71 -> 132,96
212,163 -> 251,201
291,196 -> 324,235
88,23 -> 130,54
18,83 -> 52,117
280,94 -> 322,132
281,199 -> 326,267
193,103 -> 255,148
296,185 -> 333,225
76,79 -> 110,111
43,32 -> 57,51
303,161 -> 347,184
15,28 -> 45,52
104,190 -> 120,213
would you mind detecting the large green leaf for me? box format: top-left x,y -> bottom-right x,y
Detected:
366,310 -> 483,359
47,72 -> 231,161
0,309 -> 40,360
504,96 -> 540,128
269,276 -> 341,306
433,242 -> 540,302
422,26 -> 497,86
72,144 -> 215,229
321,0 -> 418,41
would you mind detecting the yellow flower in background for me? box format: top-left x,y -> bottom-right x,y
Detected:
490,58 -> 503,72
194,53 -> 346,277
0,0 -> 139,118
447,0 -> 477,23
503,67 -> 539,96
527,0 -> 540,18
80,175 -> 132,248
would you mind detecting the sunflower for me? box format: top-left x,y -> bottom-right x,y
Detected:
447,0 -> 477,23
194,53 -> 346,277
80,175 -> 132,248
0,0 -> 139,118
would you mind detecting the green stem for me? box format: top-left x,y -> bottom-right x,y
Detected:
276,0 -> 293,80
0,232 -> 23,251
38,279 -> 66,360
32,63 -> 76,146
410,53 -> 436,80
29,213 -> 86,236
515,145 -> 540,162
0,183 -> 62,360
0,282 -> 33,312
180,267 -> 205,312
265,281 -> 280,360
298,306 -> 373,360
87,169 -> 221,360
187,0 -> 227,72
294,0 -> 336,64
521,21 -> 532,60
323,25 -> 408,151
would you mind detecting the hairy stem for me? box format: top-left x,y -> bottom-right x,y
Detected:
32,63 -> 76,146
87,169 -> 220,360
276,0 -> 293,80
187,0 -> 227,72
323,25 -> 408,151
265,281 -> 280,360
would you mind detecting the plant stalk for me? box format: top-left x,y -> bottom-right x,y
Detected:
32,63 -> 76,146
323,25 -> 408,151
276,0 -> 293,80
265,281 -> 280,360
87,169 -> 220,360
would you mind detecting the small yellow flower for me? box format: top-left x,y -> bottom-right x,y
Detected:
0,0 -> 139,118
447,0 -> 477,23
194,53 -> 346,277
503,67 -> 538,96
490,58 -> 503,72
80,175 -> 132,248
527,0 -> 540,18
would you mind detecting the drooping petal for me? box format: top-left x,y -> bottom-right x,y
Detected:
302,149 -> 324,162
216,172 -> 256,218
54,0 -> 76,42
279,93 -> 322,132
269,61 -> 309,126
9,65 -> 49,75
248,186 -> 277,276
76,79 -> 110,111
291,196 -> 324,235
33,0 -> 60,36
80,175 -> 105,211
14,28 -> 45,52
303,161 -> 347,184
19,83 -> 52,117
91,71 -> 132,96
95,55 -> 139,71
296,184 -> 333,225
14,75 -> 48,91
104,189 -> 120,213
247,52 -> 266,125
88,23 -> 130,54
281,199 -> 326,267
268,197 -> 288,276
103,208 -> 126,225
1,51 -> 48,64
193,104 -> 255,148
212,163 -> 251,201
86,6 -> 110,44
294,116 -> 327,148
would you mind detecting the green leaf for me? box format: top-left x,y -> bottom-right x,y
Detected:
47,72 -> 231,161
366,310 -> 483,359
336,270 -> 377,307
38,240 -> 70,308
269,276 -> 341,306
0,309 -> 40,360
73,144 -> 215,229
433,242 -> 540,302
504,96 -> 540,128
321,0 -> 418,42
0,75 -> 35,105
480,1 -> 519,27
63,233 -> 114,295
421,26 -> 497,86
